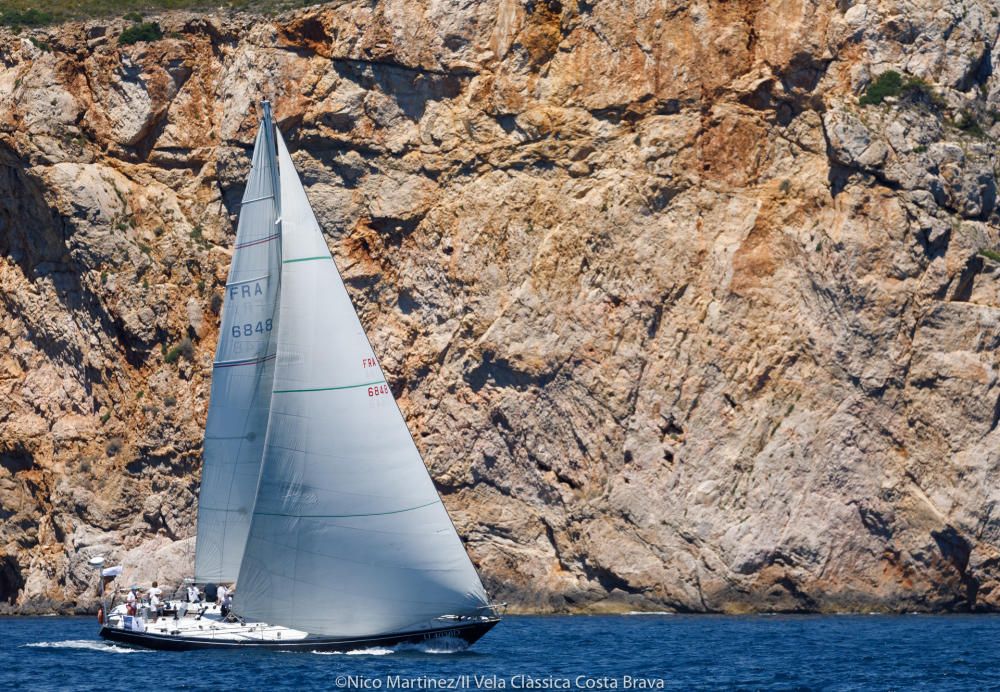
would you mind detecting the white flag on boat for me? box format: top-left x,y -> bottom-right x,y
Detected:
101,565 -> 123,577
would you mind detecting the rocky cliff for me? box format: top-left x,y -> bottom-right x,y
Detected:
2,0 -> 1000,614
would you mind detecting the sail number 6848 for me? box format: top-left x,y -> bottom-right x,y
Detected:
368,384 -> 390,397
232,319 -> 273,338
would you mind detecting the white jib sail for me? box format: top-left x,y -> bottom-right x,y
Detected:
194,113 -> 282,584
236,130 -> 489,637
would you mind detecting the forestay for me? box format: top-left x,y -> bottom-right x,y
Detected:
194,108 -> 282,584
236,130 -> 489,637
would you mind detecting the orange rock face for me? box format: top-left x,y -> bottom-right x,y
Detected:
1,1 -> 1000,613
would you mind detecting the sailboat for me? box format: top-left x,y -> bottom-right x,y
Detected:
97,102 -> 501,651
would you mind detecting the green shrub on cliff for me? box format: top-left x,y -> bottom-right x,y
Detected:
0,8 -> 53,30
859,71 -> 903,106
859,70 -> 944,109
119,21 -> 161,45
164,336 -> 194,364
954,109 -> 988,138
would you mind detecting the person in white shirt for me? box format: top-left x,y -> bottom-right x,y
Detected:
125,586 -> 138,615
216,583 -> 228,606
148,581 -> 163,617
187,585 -> 200,603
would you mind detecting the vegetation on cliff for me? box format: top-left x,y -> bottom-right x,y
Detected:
0,1 -> 313,28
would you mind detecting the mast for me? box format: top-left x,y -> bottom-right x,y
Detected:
260,100 -> 281,225
235,129 -> 489,637
194,104 -> 282,584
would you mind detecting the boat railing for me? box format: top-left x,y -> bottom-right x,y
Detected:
104,584 -> 195,619
480,602 -> 508,618
109,586 -> 138,612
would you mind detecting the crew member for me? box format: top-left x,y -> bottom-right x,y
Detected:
221,589 -> 233,618
126,586 -> 138,616
148,581 -> 162,617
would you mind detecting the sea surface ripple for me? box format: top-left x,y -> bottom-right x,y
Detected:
5,614 -> 1000,690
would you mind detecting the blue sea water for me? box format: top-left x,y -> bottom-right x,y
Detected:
4,614 -> 1000,691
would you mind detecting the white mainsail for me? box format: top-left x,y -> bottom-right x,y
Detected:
235,129 -> 489,637
194,109 -> 282,584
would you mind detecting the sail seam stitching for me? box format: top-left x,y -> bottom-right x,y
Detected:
282,255 -> 332,264
240,194 -> 275,205
272,379 -> 386,394
214,354 -> 277,368
254,499 -> 441,519
226,273 -> 270,287
235,232 -> 281,250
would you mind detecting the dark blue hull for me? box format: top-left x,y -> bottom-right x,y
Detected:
100,618 -> 499,652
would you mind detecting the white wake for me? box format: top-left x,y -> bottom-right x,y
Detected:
397,637 -> 470,654
23,639 -> 149,654
303,637 -> 470,656
308,646 -> 396,656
